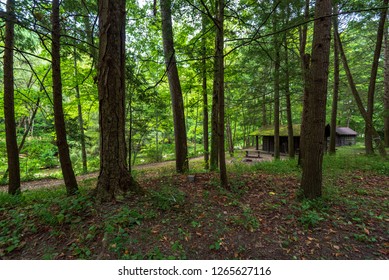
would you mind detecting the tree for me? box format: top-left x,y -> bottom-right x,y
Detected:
4,0 -> 21,195
336,30 -> 387,158
51,0 -> 78,196
300,0 -> 332,199
283,4 -> 294,159
297,0 -> 310,167
160,0 -> 189,173
272,1 -> 280,160
329,2 -> 340,155
202,13 -> 210,170
364,0 -> 388,154
214,0 -> 228,188
96,0 -> 140,201
381,8 -> 389,148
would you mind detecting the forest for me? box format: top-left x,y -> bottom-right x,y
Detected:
0,0 -> 388,260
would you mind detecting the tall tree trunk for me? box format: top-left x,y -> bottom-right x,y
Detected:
202,14 -> 210,169
214,0 -> 228,188
4,0 -> 20,194
365,0 -> 389,154
52,0 -> 78,196
96,0 -> 140,202
336,30 -> 387,158
74,46 -> 88,173
210,76 -> 219,170
284,26 -> 294,158
385,22 -> 389,147
329,3 -> 340,155
160,0 -> 189,173
300,0 -> 332,199
273,1 -> 280,160
298,0 -> 310,166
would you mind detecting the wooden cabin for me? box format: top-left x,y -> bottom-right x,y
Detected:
249,125 -> 357,154
335,127 -> 358,146
249,125 -> 301,154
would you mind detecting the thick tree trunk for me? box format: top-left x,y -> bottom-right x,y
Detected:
364,0 -> 388,154
329,4 -> 340,155
4,0 -> 21,195
52,0 -> 78,196
384,13 -> 389,147
202,14 -> 210,169
96,0 -> 140,202
336,30 -> 387,158
214,0 -> 228,188
160,0 -> 189,173
300,0 -> 332,199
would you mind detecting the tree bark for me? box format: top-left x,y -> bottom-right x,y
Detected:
160,0 -> 189,173
210,75 -> 219,170
273,1 -> 280,160
298,0 -> 310,167
214,0 -> 228,188
300,0 -> 332,199
364,0 -> 389,154
284,22 -> 294,158
52,0 -> 78,196
96,0 -> 140,202
4,0 -> 21,195
383,18 -> 389,148
202,14 -> 210,169
329,3 -> 340,155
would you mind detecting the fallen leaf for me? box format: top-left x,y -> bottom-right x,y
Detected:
363,228 -> 370,235
269,192 -> 276,195
333,245 -> 340,250
378,249 -> 389,255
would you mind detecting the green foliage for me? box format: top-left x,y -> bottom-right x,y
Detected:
230,205 -> 260,231
149,185 -> 186,211
297,199 -> 328,229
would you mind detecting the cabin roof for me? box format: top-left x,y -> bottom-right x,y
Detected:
250,124 -> 301,137
336,127 -> 358,136
250,125 -> 357,137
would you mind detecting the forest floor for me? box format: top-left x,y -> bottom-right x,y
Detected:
0,147 -> 388,260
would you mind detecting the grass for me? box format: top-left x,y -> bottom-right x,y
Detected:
0,145 -> 388,260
